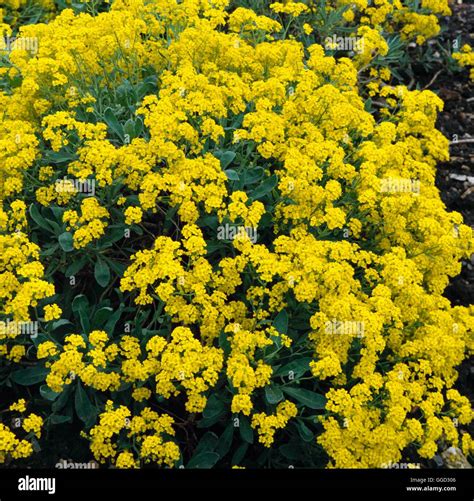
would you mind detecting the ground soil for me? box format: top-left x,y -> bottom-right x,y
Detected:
432,3 -> 474,428
435,2 -> 474,309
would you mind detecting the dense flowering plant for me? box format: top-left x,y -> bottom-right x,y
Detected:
0,0 -> 453,43
453,44 -> 474,81
0,0 -> 472,468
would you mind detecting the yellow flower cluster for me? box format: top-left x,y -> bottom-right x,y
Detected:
9,398 -> 27,413
453,44 -> 474,81
0,119 -> 38,199
0,399 -> 43,464
39,327 -> 223,413
38,332 -> 121,392
251,401 -> 298,447
270,2 -> 309,17
44,304 -> 62,321
0,234 -> 44,324
88,401 -> 180,468
151,327 -> 224,412
319,359 -> 474,467
228,7 -> 282,34
333,0 -> 450,44
0,230 -> 57,361
63,198 -> 110,249
0,0 -> 471,469
0,423 -> 34,464
227,323 -> 291,416
22,413 -> 43,439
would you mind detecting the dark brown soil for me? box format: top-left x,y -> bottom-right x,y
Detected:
432,3 -> 474,420
434,2 -> 474,307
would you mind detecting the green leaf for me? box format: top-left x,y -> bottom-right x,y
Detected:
197,415 -> 223,429
256,449 -> 270,466
58,232 -> 74,252
31,436 -> 41,453
11,366 -> 49,386
239,416 -> 254,444
104,108 -> 124,140
250,174 -> 278,200
224,169 -> 240,181
194,432 -> 219,455
265,384 -> 284,404
40,385 -> 59,401
72,294 -> 89,313
215,422 -> 234,458
279,442 -> 304,461
197,395 -> 227,428
41,243 -> 59,257
198,214 -> 219,231
163,206 -> 178,232
75,382 -> 96,427
52,385 -> 73,413
203,395 -> 226,420
218,151 -> 236,169
297,420 -> 314,442
46,149 -> 76,164
48,206 -> 65,222
273,309 -> 288,335
65,256 -> 88,277
282,387 -> 326,410
243,167 -> 264,185
231,442 -> 248,466
92,307 -> 114,328
218,331 -> 231,356
137,75 -> 157,99
50,414 -> 72,425
29,204 -> 55,233
123,118 -> 137,141
72,294 -> 90,336
94,259 -> 111,288
274,357 -> 312,379
186,451 -> 220,469
101,226 -> 126,247
51,319 -> 74,333
31,334 -> 47,348
103,306 -> 123,336
106,259 -> 127,276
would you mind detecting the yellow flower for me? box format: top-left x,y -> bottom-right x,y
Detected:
124,206 -> 143,225
231,394 -> 253,415
44,304 -> 62,321
9,399 -> 27,413
115,451 -> 138,469
270,2 -> 309,17
132,387 -> 152,402
22,413 -> 43,438
37,341 -> 58,359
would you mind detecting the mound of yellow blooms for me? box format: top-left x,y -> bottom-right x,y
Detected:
0,0 -> 472,469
